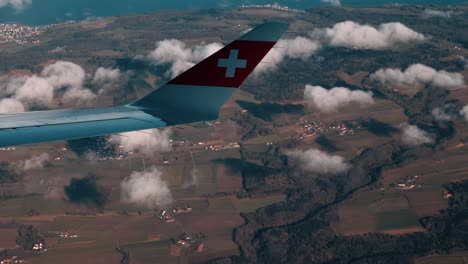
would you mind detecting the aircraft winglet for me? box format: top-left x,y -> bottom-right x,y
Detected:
131,22 -> 289,125
0,23 -> 288,148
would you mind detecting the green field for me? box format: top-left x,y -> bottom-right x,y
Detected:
376,209 -> 421,231
162,165 -> 187,186
246,134 -> 282,144
122,239 -> 172,251
192,149 -> 240,164
416,254 -> 468,264
208,197 -> 236,211
0,195 -> 67,217
333,190 -> 425,235
194,164 -> 218,196
233,195 -> 286,213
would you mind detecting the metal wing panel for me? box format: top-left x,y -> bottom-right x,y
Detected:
0,23 -> 289,147
0,106 -> 167,147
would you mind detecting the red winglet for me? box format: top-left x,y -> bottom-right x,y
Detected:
131,22 -> 289,125
169,40 -> 276,88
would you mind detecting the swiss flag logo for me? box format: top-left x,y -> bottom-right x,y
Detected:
169,40 -> 276,88
217,49 -> 247,78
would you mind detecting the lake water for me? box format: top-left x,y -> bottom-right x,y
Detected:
1,0 -> 467,25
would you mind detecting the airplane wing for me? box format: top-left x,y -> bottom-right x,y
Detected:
0,22 -> 289,147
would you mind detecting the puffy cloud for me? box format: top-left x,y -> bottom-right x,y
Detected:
311,21 -> 426,50
144,22 -> 422,76
14,153 -> 50,172
304,85 -> 374,113
423,9 -> 453,18
92,67 -> 123,94
370,64 -> 464,88
0,0 -> 32,11
146,39 -> 223,78
14,75 -> 54,107
432,106 -> 452,121
109,129 -> 172,156
256,37 -> 321,73
62,87 -> 97,106
0,61 -> 98,110
148,39 -> 192,64
49,46 -> 66,54
402,125 -> 434,146
461,105 -> 468,122
41,62 -> 97,105
167,60 -> 195,79
0,75 -> 27,97
288,148 -> 350,175
120,166 -> 173,209
42,61 -> 86,89
0,98 -> 25,113
459,56 -> 468,70
192,42 -> 224,62
92,67 -> 121,85
321,0 -> 341,6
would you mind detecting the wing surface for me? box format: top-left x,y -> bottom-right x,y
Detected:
0,22 -> 288,147
0,106 -> 166,147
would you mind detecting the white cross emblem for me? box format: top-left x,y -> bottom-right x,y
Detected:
217,49 -> 247,78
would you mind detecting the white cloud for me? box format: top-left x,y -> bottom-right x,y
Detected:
62,87 -> 97,106
143,22 -> 422,76
167,60 -> 195,79
370,64 -> 464,89
41,61 -> 97,106
288,148 -> 350,175
311,21 -> 426,50
0,61 -> 98,110
459,56 -> 468,70
146,39 -> 223,78
304,85 -> 374,113
321,0 -> 341,6
192,42 -> 224,62
14,75 -> 54,107
92,67 -> 121,85
109,129 -> 172,156
0,0 -> 32,11
49,46 -> 66,54
461,105 -> 468,122
423,9 -> 453,18
402,125 -> 434,146
92,67 -> 123,94
121,166 -> 173,209
148,39 -> 192,64
0,75 -> 27,97
14,153 -> 49,172
0,98 -> 25,113
256,37 -> 321,73
42,61 -> 86,90
432,106 -> 452,121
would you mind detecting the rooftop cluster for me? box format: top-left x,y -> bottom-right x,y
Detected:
0,24 -> 51,45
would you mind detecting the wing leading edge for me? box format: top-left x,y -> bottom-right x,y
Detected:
0,22 -> 288,147
0,106 -> 167,147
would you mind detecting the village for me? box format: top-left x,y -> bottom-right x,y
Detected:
170,232 -> 205,257
2,136 -> 242,166
0,24 -> 51,45
296,117 -> 356,139
394,175 -> 421,190
239,4 -> 305,13
159,205 -> 193,223
0,256 -> 23,264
